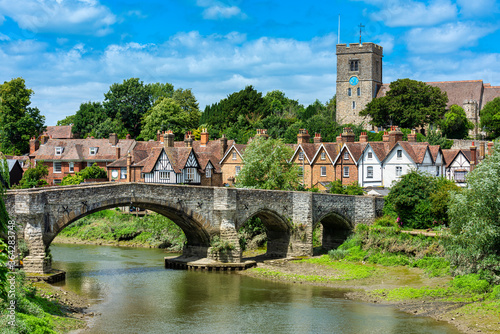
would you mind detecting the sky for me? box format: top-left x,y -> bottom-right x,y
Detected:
0,0 -> 499,126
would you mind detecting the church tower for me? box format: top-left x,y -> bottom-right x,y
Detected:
336,43 -> 383,126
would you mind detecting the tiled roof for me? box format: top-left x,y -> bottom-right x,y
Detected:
322,143 -> 339,161
429,145 -> 441,162
483,86 -> 500,105
141,148 -> 163,173
368,142 -> 392,161
45,125 -> 73,139
345,142 -> 368,162
442,149 -> 460,167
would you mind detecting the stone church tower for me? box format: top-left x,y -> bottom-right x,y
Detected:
336,43 -> 383,126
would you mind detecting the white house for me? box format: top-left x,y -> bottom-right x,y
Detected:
142,147 -> 202,184
442,149 -> 476,187
357,142 -> 390,187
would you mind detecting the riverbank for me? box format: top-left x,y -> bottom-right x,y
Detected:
241,256 -> 500,334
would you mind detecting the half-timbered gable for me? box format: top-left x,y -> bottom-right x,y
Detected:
143,148 -> 177,184
443,149 -> 474,186
178,150 -> 201,184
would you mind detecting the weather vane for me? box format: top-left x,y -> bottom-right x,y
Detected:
358,23 -> 365,44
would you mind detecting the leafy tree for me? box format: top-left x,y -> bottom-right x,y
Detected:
61,163 -> 107,185
92,117 -> 128,139
0,78 -> 45,154
419,129 -> 453,149
326,95 -> 336,120
140,98 -> 199,141
430,178 -> 461,226
56,114 -> 76,126
72,101 -> 108,138
328,180 -> 364,195
236,137 -> 300,190
264,90 -> 301,116
360,79 -> 448,129
440,104 -> 474,139
480,97 -> 500,139
16,163 -> 48,189
172,88 -> 200,115
445,142 -> 500,281
148,82 -> 174,104
103,78 -> 152,138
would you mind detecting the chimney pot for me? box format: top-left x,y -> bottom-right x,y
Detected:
383,131 -> 389,142
163,130 -> 175,148
487,142 -> 494,155
109,133 -> 118,146
297,129 -> 310,144
314,133 -> 322,143
359,132 -> 368,143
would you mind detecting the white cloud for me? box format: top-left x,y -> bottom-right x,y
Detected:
196,0 -> 246,20
0,0 -> 116,36
406,22 -> 497,54
457,0 -> 499,17
0,32 -> 9,41
374,33 -> 395,54
370,0 -> 457,27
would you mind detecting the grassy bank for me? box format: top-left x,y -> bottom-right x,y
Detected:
55,209 -> 186,251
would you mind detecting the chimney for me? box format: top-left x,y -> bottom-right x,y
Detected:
488,142 -> 494,155
126,153 -> 132,182
116,147 -> 121,159
40,133 -> 49,145
156,130 -> 161,142
163,130 -> 174,148
200,128 -> 209,146
407,129 -> 417,142
184,131 -> 193,148
314,133 -> 322,143
389,126 -> 403,147
255,129 -> 269,140
126,134 -> 131,139
479,142 -> 485,159
109,133 -> 118,146
29,137 -> 39,155
382,131 -> 389,142
220,134 -> 228,158
297,129 -> 310,144
470,142 -> 477,171
341,127 -> 355,144
359,132 -> 368,143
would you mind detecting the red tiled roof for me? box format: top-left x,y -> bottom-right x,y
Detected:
442,149 -> 460,167
45,125 -> 73,139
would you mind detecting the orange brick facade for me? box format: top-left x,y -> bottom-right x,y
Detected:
42,161 -> 107,186
334,147 -> 359,185
220,147 -> 244,186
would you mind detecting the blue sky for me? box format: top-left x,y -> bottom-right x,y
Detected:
1,0 -> 499,126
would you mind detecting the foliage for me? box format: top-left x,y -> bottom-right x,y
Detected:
372,215 -> 398,228
0,158 -> 10,303
328,180 -> 364,195
17,163 -> 49,189
360,79 -> 448,129
0,78 -> 46,154
55,114 -> 75,126
479,97 -> 500,139
236,137 -> 300,190
238,217 -> 266,251
209,235 -> 235,254
71,101 -> 111,139
445,142 -> 500,282
450,274 -> 490,294
61,163 -> 107,185
429,179 -> 461,226
440,104 -> 474,139
420,129 -> 453,149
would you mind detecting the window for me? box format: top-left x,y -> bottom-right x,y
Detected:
87,162 -> 93,167
186,168 -> 195,181
436,166 -> 440,177
348,88 -> 352,96
159,171 -> 169,180
396,166 -> 402,177
235,166 -> 241,176
53,162 -> 61,173
120,167 -> 127,179
298,166 -> 304,178
321,166 -> 326,177
350,60 -> 359,71
321,152 -> 326,160
352,101 -> 356,109
55,147 -> 63,155
367,166 -> 373,178
397,150 -> 403,159
89,147 -> 98,155
206,167 -> 212,178
54,179 -> 61,185
232,152 -> 237,160
368,152 -> 373,159
344,151 -> 349,160
454,170 -> 467,182
69,162 -> 74,173
357,87 -> 361,96
299,151 -> 304,161
343,166 -> 349,177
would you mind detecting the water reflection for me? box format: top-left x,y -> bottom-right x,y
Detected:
51,244 -> 460,334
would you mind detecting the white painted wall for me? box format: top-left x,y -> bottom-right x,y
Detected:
358,145 -> 383,187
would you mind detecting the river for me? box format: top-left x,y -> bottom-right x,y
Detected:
51,243 -> 461,334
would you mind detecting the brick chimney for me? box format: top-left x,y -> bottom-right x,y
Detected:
126,152 -> 132,182
407,129 -> 417,142
163,130 -> 174,148
184,131 -> 193,148
200,128 -> 209,146
479,142 -> 485,159
40,133 -> 49,145
359,132 -> 368,143
109,133 -> 118,146
255,129 -> 269,140
341,127 -> 355,144
220,134 -> 228,158
29,137 -> 39,155
297,129 -> 310,144
389,126 -> 403,147
156,130 -> 161,142
470,142 -> 477,171
126,134 -> 131,139
116,147 -> 121,159
382,131 -> 389,142
314,133 -> 322,143
488,142 -> 494,155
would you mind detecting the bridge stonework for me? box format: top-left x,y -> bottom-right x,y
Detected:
5,183 -> 384,273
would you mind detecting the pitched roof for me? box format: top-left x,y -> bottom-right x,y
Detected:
442,149 -> 460,167
367,142 -> 392,162
483,86 -> 500,105
429,145 -> 441,162
397,142 -> 432,164
45,125 -> 74,139
345,142 -> 368,163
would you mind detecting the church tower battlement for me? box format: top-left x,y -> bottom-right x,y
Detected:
336,42 -> 383,127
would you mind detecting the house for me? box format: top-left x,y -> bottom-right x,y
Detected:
7,159 -> 23,187
442,144 -> 482,186
45,125 -> 74,139
332,128 -> 367,186
289,130 -> 319,188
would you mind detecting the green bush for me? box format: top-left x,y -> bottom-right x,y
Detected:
372,215 -> 398,228
368,252 -> 410,266
450,274 -> 490,294
410,257 -> 450,277
328,180 -> 364,195
62,163 -> 107,185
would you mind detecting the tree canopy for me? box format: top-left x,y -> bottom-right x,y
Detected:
480,97 -> 500,140
0,78 -> 45,154
360,79 -> 448,129
16,163 -> 48,189
440,104 -> 474,139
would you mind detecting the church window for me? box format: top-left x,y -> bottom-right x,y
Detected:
348,88 -> 352,96
357,87 -> 361,96
352,101 -> 356,109
350,60 -> 359,71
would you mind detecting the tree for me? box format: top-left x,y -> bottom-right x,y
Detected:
326,95 -> 336,120
72,101 -> 108,138
16,163 -> 48,189
148,82 -> 174,104
440,104 -> 474,139
236,137 -> 300,190
480,97 -> 500,139
445,142 -> 500,281
360,79 -> 448,129
103,78 -> 152,138
61,163 -> 107,185
0,78 -> 45,154
328,180 -> 364,195
56,114 -> 76,126
140,98 -> 199,141
420,129 -> 453,149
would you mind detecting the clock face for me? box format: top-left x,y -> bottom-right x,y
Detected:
111,170 -> 119,179
349,76 -> 359,86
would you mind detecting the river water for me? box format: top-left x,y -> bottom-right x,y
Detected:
51,243 -> 460,334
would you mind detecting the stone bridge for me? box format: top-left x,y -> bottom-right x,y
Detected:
5,183 -> 384,273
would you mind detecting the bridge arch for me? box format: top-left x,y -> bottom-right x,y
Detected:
314,211 -> 354,251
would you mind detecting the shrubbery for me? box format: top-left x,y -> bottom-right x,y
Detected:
61,163 -> 107,185
328,180 -> 364,195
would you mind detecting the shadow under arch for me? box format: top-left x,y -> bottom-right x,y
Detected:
314,211 -> 354,251
237,208 -> 292,258
46,197 -> 214,258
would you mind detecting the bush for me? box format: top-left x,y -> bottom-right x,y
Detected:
450,274 -> 490,294
372,215 -> 398,228
62,163 -> 107,185
328,181 -> 364,195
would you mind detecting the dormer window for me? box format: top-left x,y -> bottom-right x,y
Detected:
232,152 -> 237,160
55,147 -> 63,155
299,151 -> 304,161
321,152 -> 326,160
344,151 -> 349,160
89,147 -> 98,155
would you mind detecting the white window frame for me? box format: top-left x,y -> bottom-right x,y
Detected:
367,152 -> 373,159
232,152 -> 237,160
397,150 -> 403,159
206,167 -> 212,178
159,171 -> 169,180
87,162 -> 93,167
343,166 -> 349,178
186,168 -> 195,181
396,166 -> 402,177
54,179 -> 61,185
120,167 -> 127,179
69,162 -> 74,173
298,166 -> 304,178
235,166 -> 241,176
321,152 -> 326,160
53,162 -> 62,173
367,166 -> 373,179
299,151 -> 304,161
89,147 -> 98,155
320,166 -> 326,177
344,151 -> 349,160
55,147 -> 63,155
